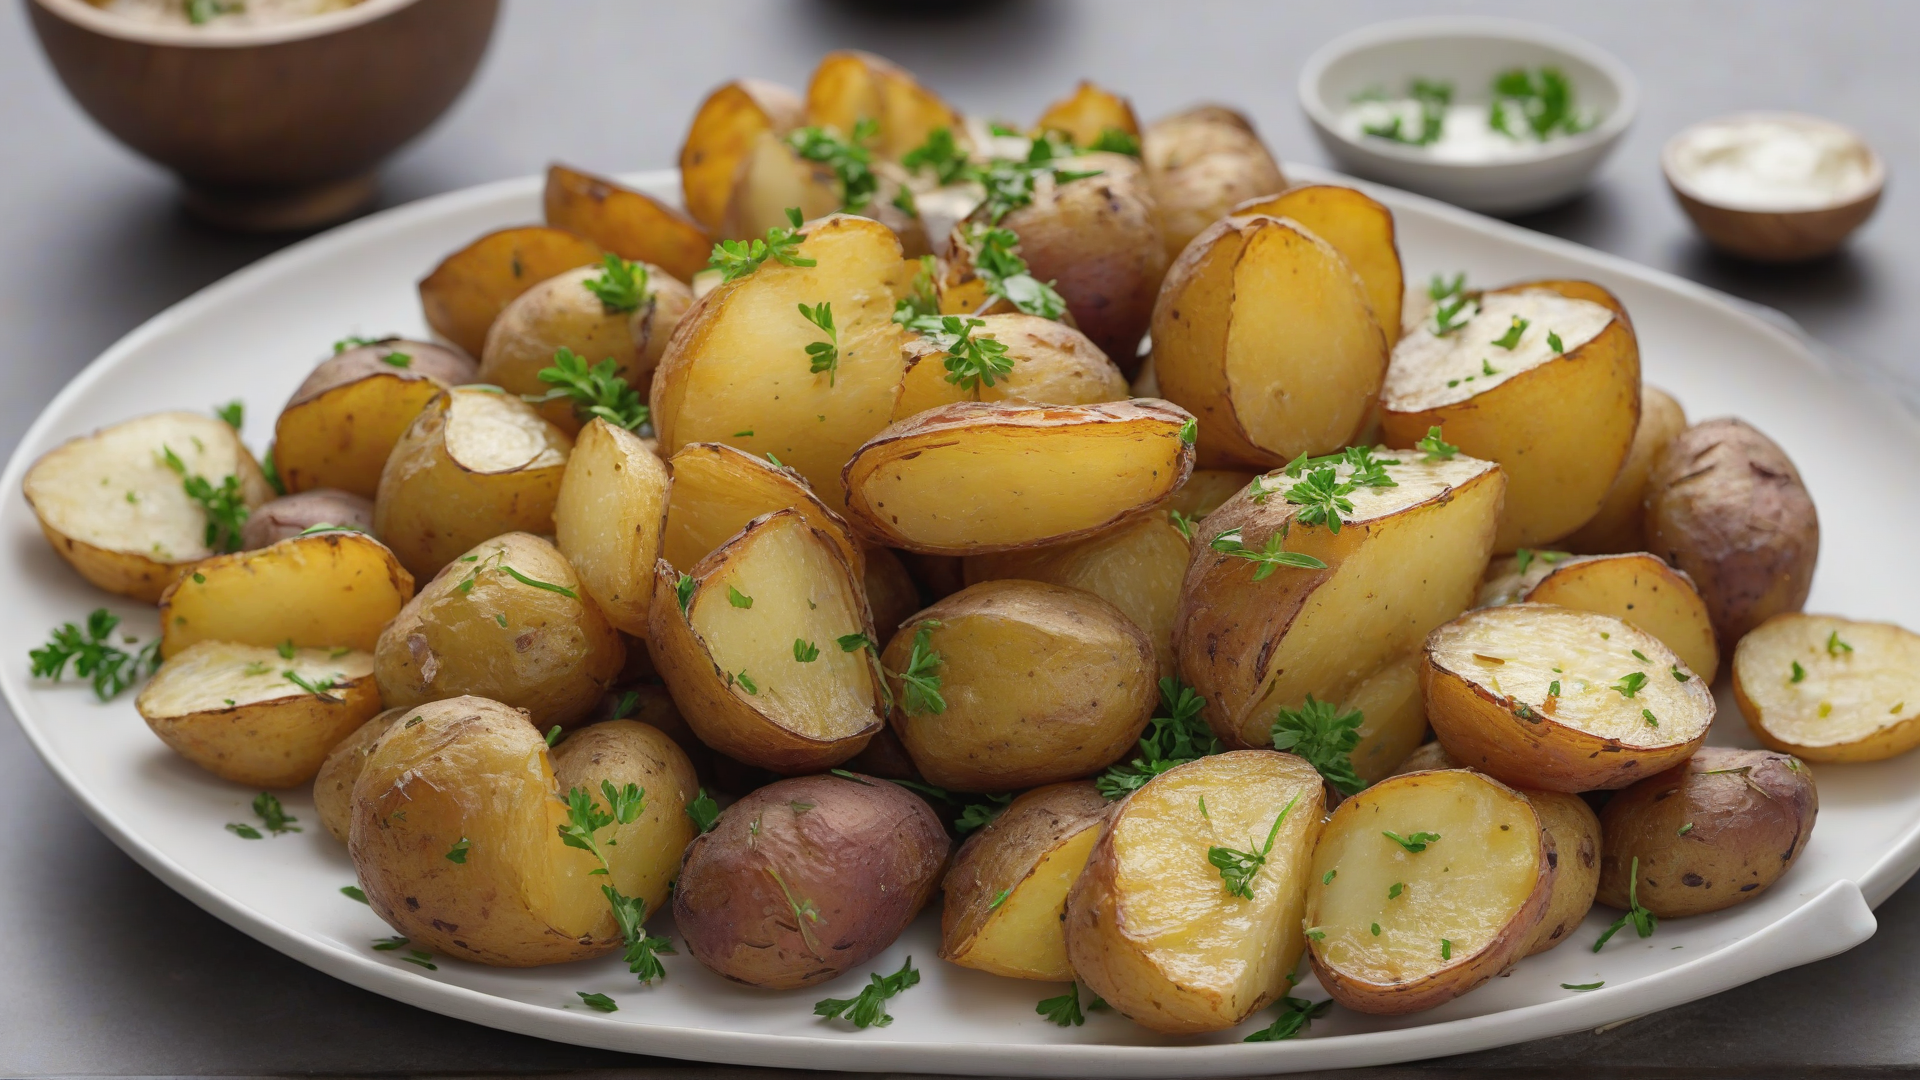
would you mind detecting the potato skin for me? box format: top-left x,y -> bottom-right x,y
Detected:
1597,747 -> 1816,917
673,773 -> 947,989
1519,790 -> 1602,956
1564,385 -> 1688,554
315,707 -> 409,843
1142,105 -> 1287,264
1644,418 -> 1819,651
863,545 -> 920,643
274,340 -> 477,497
241,491 -> 375,549
550,718 -> 701,920
418,226 -> 604,358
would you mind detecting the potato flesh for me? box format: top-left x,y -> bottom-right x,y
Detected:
553,421 -> 668,636
1345,654 -> 1431,786
139,641 -> 373,716
962,824 -> 1102,980
1237,186 -> 1403,344
1522,553 -> 1720,682
1384,291 -> 1612,412
893,315 -> 1129,420
445,387 -> 571,473
479,266 -> 644,428
1735,615 -> 1920,755
275,375 -> 442,497
661,443 -> 861,573
160,532 -> 412,657
1564,385 -> 1687,554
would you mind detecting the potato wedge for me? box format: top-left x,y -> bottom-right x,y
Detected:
884,580 -> 1157,791
1034,80 -> 1141,148
1142,105 -> 1288,263
941,781 -> 1111,980
1234,184 -> 1404,344
240,490 -> 374,549
1425,603 -> 1715,791
1167,468 -> 1257,519
544,163 -> 714,282
24,411 -> 275,602
1065,750 -> 1325,1033
1563,385 -> 1687,553
1152,213 -> 1388,467
137,640 -> 381,788
1382,280 -> 1641,551
892,314 -> 1129,420
554,419 -> 670,636
1174,451 -> 1504,749
647,509 -> 882,773
719,132 -> 843,242
680,78 -> 806,233
660,441 -> 863,575
372,387 -> 574,580
418,226 -> 604,357
273,339 -> 477,497
1304,769 -> 1554,1014
843,399 -> 1195,555
158,529 -> 414,656
1344,653 -> 1433,788
314,706 -> 408,843
1734,613 -> 1920,762
805,50 -> 960,160
1479,551 -> 1719,682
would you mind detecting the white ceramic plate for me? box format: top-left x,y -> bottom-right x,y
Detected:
3,167 -> 1912,1077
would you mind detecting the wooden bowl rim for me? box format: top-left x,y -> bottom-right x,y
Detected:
1660,110 -> 1887,218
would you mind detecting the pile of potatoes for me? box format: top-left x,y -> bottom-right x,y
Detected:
24,50 -> 1920,1037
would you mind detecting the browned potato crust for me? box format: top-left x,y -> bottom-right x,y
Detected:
941,781 -> 1111,980
314,706 -> 409,843
418,226 -> 604,358
679,79 -> 806,233
1564,385 -> 1688,553
240,490 -> 374,549
1034,80 -> 1142,147
1142,105 -> 1287,263
273,340 -> 476,497
544,163 -> 714,283
804,50 -> 959,161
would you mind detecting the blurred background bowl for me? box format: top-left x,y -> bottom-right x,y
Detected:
27,0 -> 499,232
1662,112 -> 1886,263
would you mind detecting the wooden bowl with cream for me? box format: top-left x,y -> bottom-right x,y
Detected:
1663,112 -> 1885,263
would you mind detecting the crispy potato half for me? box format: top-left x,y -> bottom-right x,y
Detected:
647,509 -> 883,773
553,419 -> 670,636
373,387 -> 574,580
1034,80 -> 1141,147
24,411 -> 275,602
314,706 -> 408,843
1734,613 -> 1920,762
1153,213 -> 1388,467
1478,551 -> 1719,682
1065,750 -> 1325,1034
661,442 -> 863,575
544,163 -> 714,282
1382,280 -> 1641,551
941,781 -> 1111,981
680,78 -> 806,233
805,50 -> 959,160
1174,451 -> 1504,748
843,399 -> 1195,555
273,340 -> 476,497
892,314 -> 1129,420
240,490 -> 374,549
1234,184 -> 1404,344
137,640 -> 380,788
1425,603 -> 1715,792
159,529 -> 413,656
1564,385 -> 1688,553
418,226 -> 604,357
1142,105 -> 1288,264
1304,769 -> 1554,1015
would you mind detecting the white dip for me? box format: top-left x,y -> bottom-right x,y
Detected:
1339,70 -> 1603,163
1667,116 -> 1878,211
90,0 -> 364,27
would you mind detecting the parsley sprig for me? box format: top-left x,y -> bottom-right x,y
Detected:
892,254 -> 940,325
815,957 -> 919,1028
1037,982 -> 1090,1026
1244,993 -> 1333,1041
1416,426 -> 1459,461
1271,695 -> 1366,795
1204,792 -> 1302,900
1362,78 -> 1452,146
529,347 -> 648,430
707,207 -> 816,282
29,609 -> 160,700
582,254 -> 649,313
1098,678 -> 1220,798
557,782 -> 675,983
1275,446 -> 1401,534
890,622 -> 946,716
161,446 -> 248,553
796,301 -> 840,385
901,127 -> 972,185
1592,855 -> 1657,950
787,119 -> 879,211
967,226 -> 1067,319
1383,830 -> 1440,853
907,314 -> 1015,392
1208,526 -> 1329,579
1490,67 -> 1593,142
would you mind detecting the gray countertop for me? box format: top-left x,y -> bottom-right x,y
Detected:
2,1 -> 1916,1075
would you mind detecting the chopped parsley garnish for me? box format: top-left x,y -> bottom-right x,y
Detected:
500,565 -> 577,598
1612,671 -> 1648,698
1208,527 -> 1329,579
226,822 -> 263,840
901,127 -> 972,185
793,639 -> 821,663
1097,676 -> 1220,798
545,725 -> 563,747
1491,315 -> 1530,349
214,400 -> 244,429
1431,292 -> 1476,336
577,991 -> 618,1012
1416,426 -> 1459,461
906,314 -> 1015,391
1362,78 -> 1451,146
1827,631 -> 1854,656
1037,983 -> 1089,1027
29,609 -> 160,700
893,254 -> 941,325
1206,793 -> 1301,900
892,622 -> 946,716
445,837 -> 471,863
1086,128 -> 1142,156
1592,855 -> 1657,950
161,445 -> 248,553
333,334 -> 377,353
786,119 -> 879,211
734,670 -> 759,695
1790,660 -> 1806,683
837,632 -> 875,653
1547,330 -> 1564,354
582,254 -> 649,313
685,789 -> 721,834
707,207 -> 815,282
1383,830 -> 1440,853
1642,708 -> 1660,728
988,888 -> 1012,910
282,669 -> 341,702
1244,993 -> 1332,1041
727,585 -> 753,609
559,782 -> 675,983
341,885 -> 369,903
967,225 -> 1067,319
675,573 -> 696,613
1179,416 -> 1198,445
796,301 -> 840,385
954,793 -> 1013,835
529,347 -> 648,430
1490,67 -> 1593,142
381,351 -> 412,368
1270,695 -> 1365,795
814,957 -> 919,1028
1562,981 -> 1604,991
1429,272 -> 1466,301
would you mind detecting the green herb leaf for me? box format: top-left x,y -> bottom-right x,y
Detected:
161,445 -> 249,553
967,226 -> 1067,319
1383,830 -> 1441,853
954,793 -> 1014,835
1208,527 -> 1329,580
1037,983 -> 1087,1026
341,885 -> 369,903
1547,330 -> 1565,354
706,208 -> 816,282
1244,994 -> 1332,1041
282,669 -> 341,702
1097,676 -> 1221,798
893,255 -> 941,325
814,957 -> 919,1028
798,301 -> 840,386
1827,630 -> 1854,656
1613,671 -> 1649,698
214,400 -> 244,429
1206,793 -> 1301,899
1790,660 -> 1806,683
226,822 -> 263,840
445,837 -> 471,863
1491,315 -> 1530,350
1178,416 -> 1198,445
793,638 -> 821,663
988,888 -> 1011,910
905,314 -> 1016,392
528,347 -> 648,430
837,632 -> 875,653
787,122 -> 879,211
727,585 -> 753,609
545,725 -> 563,747
1431,293 -> 1476,336
1562,981 -> 1604,991
901,127 -> 973,185
685,789 -> 721,834
1270,695 -> 1365,795
675,573 -> 696,613
1086,128 -> 1141,156
891,621 -> 946,716
1416,426 -> 1459,462
28,609 -> 161,700
1429,272 -> 1466,302
1489,66 -> 1593,142
577,991 -> 618,1012
1593,854 -> 1658,950
1167,509 -> 1197,540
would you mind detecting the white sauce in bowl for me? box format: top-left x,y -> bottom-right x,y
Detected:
1339,101 -> 1579,164
1667,116 -> 1879,211
89,0 -> 363,27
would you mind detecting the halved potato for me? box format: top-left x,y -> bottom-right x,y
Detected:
240,490 -> 375,549
273,339 -> 477,497
1563,385 -> 1687,553
24,411 -> 276,602
842,399 -> 1195,555
1233,185 -> 1404,344
1151,213 -> 1388,467
647,509 -> 882,773
804,50 -> 960,160
1167,468 -> 1257,518
892,314 -> 1129,420
158,529 -> 414,656
418,226 -> 604,357
941,781 -> 1111,981
1425,603 -> 1715,791
1381,280 -> 1641,551
1065,750 -> 1325,1033
680,78 -> 806,233
544,163 -> 714,282
137,640 -> 381,788
314,706 -> 408,843
660,442 -> 863,575
1142,105 -> 1288,263
1174,451 -> 1504,748
1734,613 -> 1920,762
1478,551 -> 1719,681
718,132 -> 843,243
1033,80 -> 1141,147
1304,769 -> 1554,1014
554,419 -> 670,636
1344,653 -> 1433,788
372,387 -> 574,580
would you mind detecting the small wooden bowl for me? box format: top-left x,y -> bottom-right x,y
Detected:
1663,113 -> 1885,263
28,0 -> 499,232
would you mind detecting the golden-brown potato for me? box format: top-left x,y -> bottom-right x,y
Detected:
273,340 -> 477,497
1425,603 -> 1715,791
418,226 -> 604,358
1304,769 -> 1554,1014
240,490 -> 374,549
1382,280 -> 1641,551
660,442 -> 863,575
1597,746 -> 1815,919
1734,613 -> 1920,762
941,782 -> 1110,980
1142,105 -> 1288,263
883,580 -> 1156,790
1152,213 -> 1388,467
372,387 -> 574,580
1478,551 -> 1720,682
1234,185 -> 1403,344
551,718 -> 701,913
374,533 -> 624,729
1343,653 -> 1432,788
1174,451 -> 1505,749
718,132 -> 844,244
863,545 -> 919,643
680,78 -> 806,233
158,529 -> 413,657
647,509 -> 882,773
892,314 -> 1130,420
804,50 -> 960,161
1065,750 -> 1325,1033
1645,418 -> 1819,650
1033,80 -> 1141,148
553,419 -> 670,636
137,640 -> 381,788
674,771 -> 948,988
544,163 -> 714,283
1563,385 -> 1687,553
24,411 -> 275,602
843,399 -> 1195,556
314,706 -> 408,843
1167,468 -> 1257,519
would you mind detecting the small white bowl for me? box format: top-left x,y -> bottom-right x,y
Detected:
1299,17 -> 1637,215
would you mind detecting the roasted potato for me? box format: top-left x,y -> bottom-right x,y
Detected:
1597,746 -> 1816,918
679,78 -> 806,233
1644,418 -> 1819,650
1478,551 -> 1719,682
418,226 -> 604,357
553,419 -> 670,636
884,580 -> 1157,791
239,490 -> 374,549
660,441 -> 863,575
1034,80 -> 1141,148
137,640 -> 381,788
544,163 -> 714,283
1382,280 -> 1641,551
1065,750 -> 1325,1033
863,545 -> 919,643
647,509 -> 883,773
314,706 -> 408,843
1343,653 -> 1433,789
1152,212 -> 1388,467
159,529 -> 412,656
1563,385 -> 1688,553
842,399 -> 1195,555
1166,468 -> 1257,519
1142,105 -> 1288,263
24,411 -> 275,602
551,719 -> 702,912
1304,769 -> 1554,1014
941,781 -> 1111,980
674,771 -> 947,989
717,131 -> 843,244
805,50 -> 960,161
273,340 -> 477,498
372,387 -> 574,580
1234,184 -> 1404,345
892,314 -> 1129,420
1424,603 -> 1715,791
1734,613 -> 1920,762
374,533 -> 624,729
